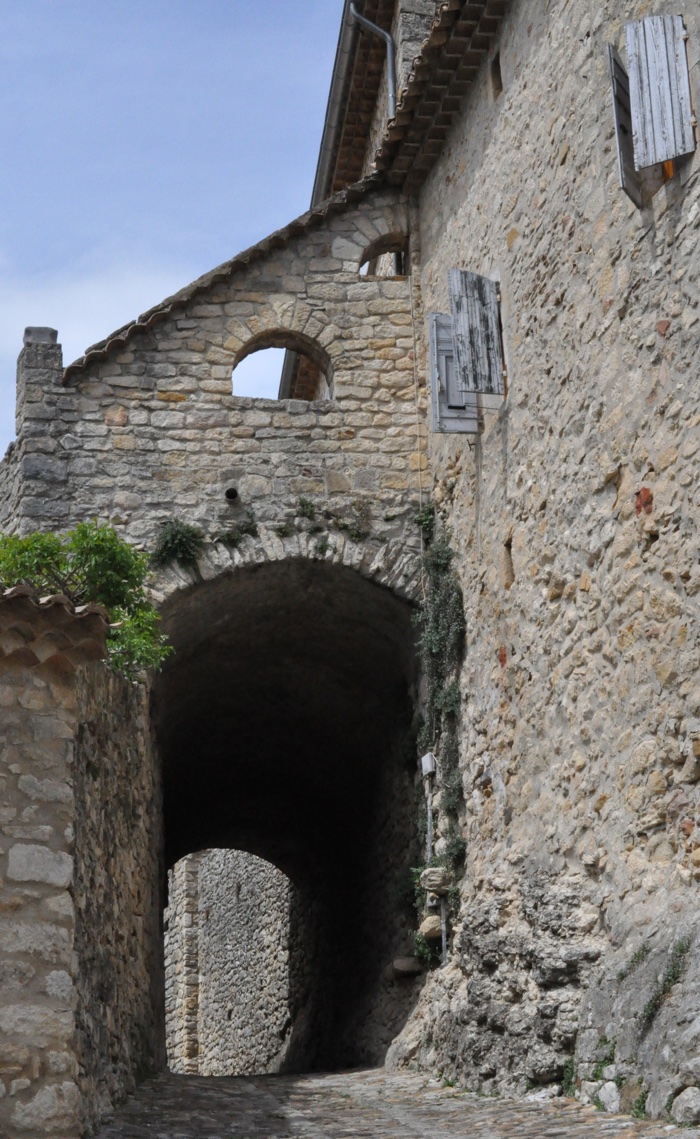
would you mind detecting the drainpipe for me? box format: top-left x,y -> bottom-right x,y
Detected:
349,3 -> 397,121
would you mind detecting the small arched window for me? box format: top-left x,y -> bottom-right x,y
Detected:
232,333 -> 331,402
359,233 -> 409,278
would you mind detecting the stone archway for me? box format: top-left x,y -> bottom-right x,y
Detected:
152,555 -> 423,1074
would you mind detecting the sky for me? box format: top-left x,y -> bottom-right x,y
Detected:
0,0 -> 344,454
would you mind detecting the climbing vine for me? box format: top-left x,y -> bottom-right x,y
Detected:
0,523 -> 171,679
414,506 -> 466,878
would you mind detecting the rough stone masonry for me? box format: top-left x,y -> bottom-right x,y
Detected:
1,0 -> 700,1133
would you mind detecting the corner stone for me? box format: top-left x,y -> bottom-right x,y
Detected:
7,844 -> 73,888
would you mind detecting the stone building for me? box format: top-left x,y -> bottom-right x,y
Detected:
1,0 -> 700,1133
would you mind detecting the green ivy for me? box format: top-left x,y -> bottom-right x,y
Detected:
0,523 -> 171,679
414,520 -> 466,878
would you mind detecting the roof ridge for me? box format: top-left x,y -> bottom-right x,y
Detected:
63,172 -> 386,381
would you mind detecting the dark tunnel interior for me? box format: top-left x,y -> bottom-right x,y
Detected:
152,558 -> 422,1070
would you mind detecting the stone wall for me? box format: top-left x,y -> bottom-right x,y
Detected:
72,665 -> 163,1132
0,595 -> 94,1137
2,188 -> 426,575
0,593 -> 162,1137
163,855 -> 200,1074
386,0 -> 700,1119
165,850 -> 295,1076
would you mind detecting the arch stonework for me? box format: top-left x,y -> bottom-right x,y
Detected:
0,183 -> 427,572
0,180 -> 427,1136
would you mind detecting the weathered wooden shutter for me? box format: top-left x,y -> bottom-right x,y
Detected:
428,312 -> 478,433
609,45 -> 645,208
625,15 -> 696,170
448,270 -> 505,410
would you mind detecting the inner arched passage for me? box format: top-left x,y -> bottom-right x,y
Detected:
152,559 -> 421,1073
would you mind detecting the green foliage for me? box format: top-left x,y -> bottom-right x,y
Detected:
414,931 -> 441,969
0,524 -> 170,678
216,509 -> 258,548
592,1037 -> 615,1079
331,499 -> 371,543
274,522 -> 295,538
296,496 -> 316,520
414,520 -> 466,883
617,942 -> 651,982
415,504 -> 436,543
561,1058 -> 576,1097
313,536 -> 331,558
631,1090 -> 648,1120
151,519 -> 204,568
639,939 -> 690,1032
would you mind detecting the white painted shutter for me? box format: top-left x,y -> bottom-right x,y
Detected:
448,270 -> 505,410
428,312 -> 479,434
625,15 -> 696,170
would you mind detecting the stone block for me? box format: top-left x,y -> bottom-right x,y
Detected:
671,1087 -> 700,1124
7,844 -> 73,888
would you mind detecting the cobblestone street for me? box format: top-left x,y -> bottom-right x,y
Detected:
95,1069 -> 700,1138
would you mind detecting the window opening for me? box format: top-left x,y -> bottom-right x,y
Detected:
358,236 -> 409,278
231,347 -> 285,399
233,345 -> 330,402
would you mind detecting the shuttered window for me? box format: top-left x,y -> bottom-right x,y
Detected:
625,15 -> 696,170
428,312 -> 479,434
448,270 -> 505,411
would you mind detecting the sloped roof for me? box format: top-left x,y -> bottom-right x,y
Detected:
64,174 -> 383,380
0,584 -> 108,673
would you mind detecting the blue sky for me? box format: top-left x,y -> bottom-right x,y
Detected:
0,1 -> 344,454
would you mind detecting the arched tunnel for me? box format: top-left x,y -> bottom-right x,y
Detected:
152,558 -> 421,1072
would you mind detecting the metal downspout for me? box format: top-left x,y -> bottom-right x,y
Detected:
349,3 -> 397,121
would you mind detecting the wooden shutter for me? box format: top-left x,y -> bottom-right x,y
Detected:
609,45 -> 645,208
625,15 -> 696,170
448,270 -> 505,410
428,312 -> 479,433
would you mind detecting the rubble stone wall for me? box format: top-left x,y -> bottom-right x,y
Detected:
0,597 -> 161,1137
387,0 -> 700,1120
0,609 -> 83,1137
72,665 -> 163,1133
165,850 -> 295,1076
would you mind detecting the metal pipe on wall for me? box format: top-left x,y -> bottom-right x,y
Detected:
349,3 -> 397,120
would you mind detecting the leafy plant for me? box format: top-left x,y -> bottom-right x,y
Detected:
274,521 -> 295,538
414,930 -> 441,969
151,519 -> 204,568
0,523 -> 171,678
617,942 -> 651,982
415,504 -> 436,543
296,497 -> 315,520
631,1089 -> 648,1119
639,938 -> 690,1032
592,1037 -> 615,1079
561,1058 -> 576,1097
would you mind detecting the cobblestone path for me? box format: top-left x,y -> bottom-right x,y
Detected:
95,1069 -> 700,1138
